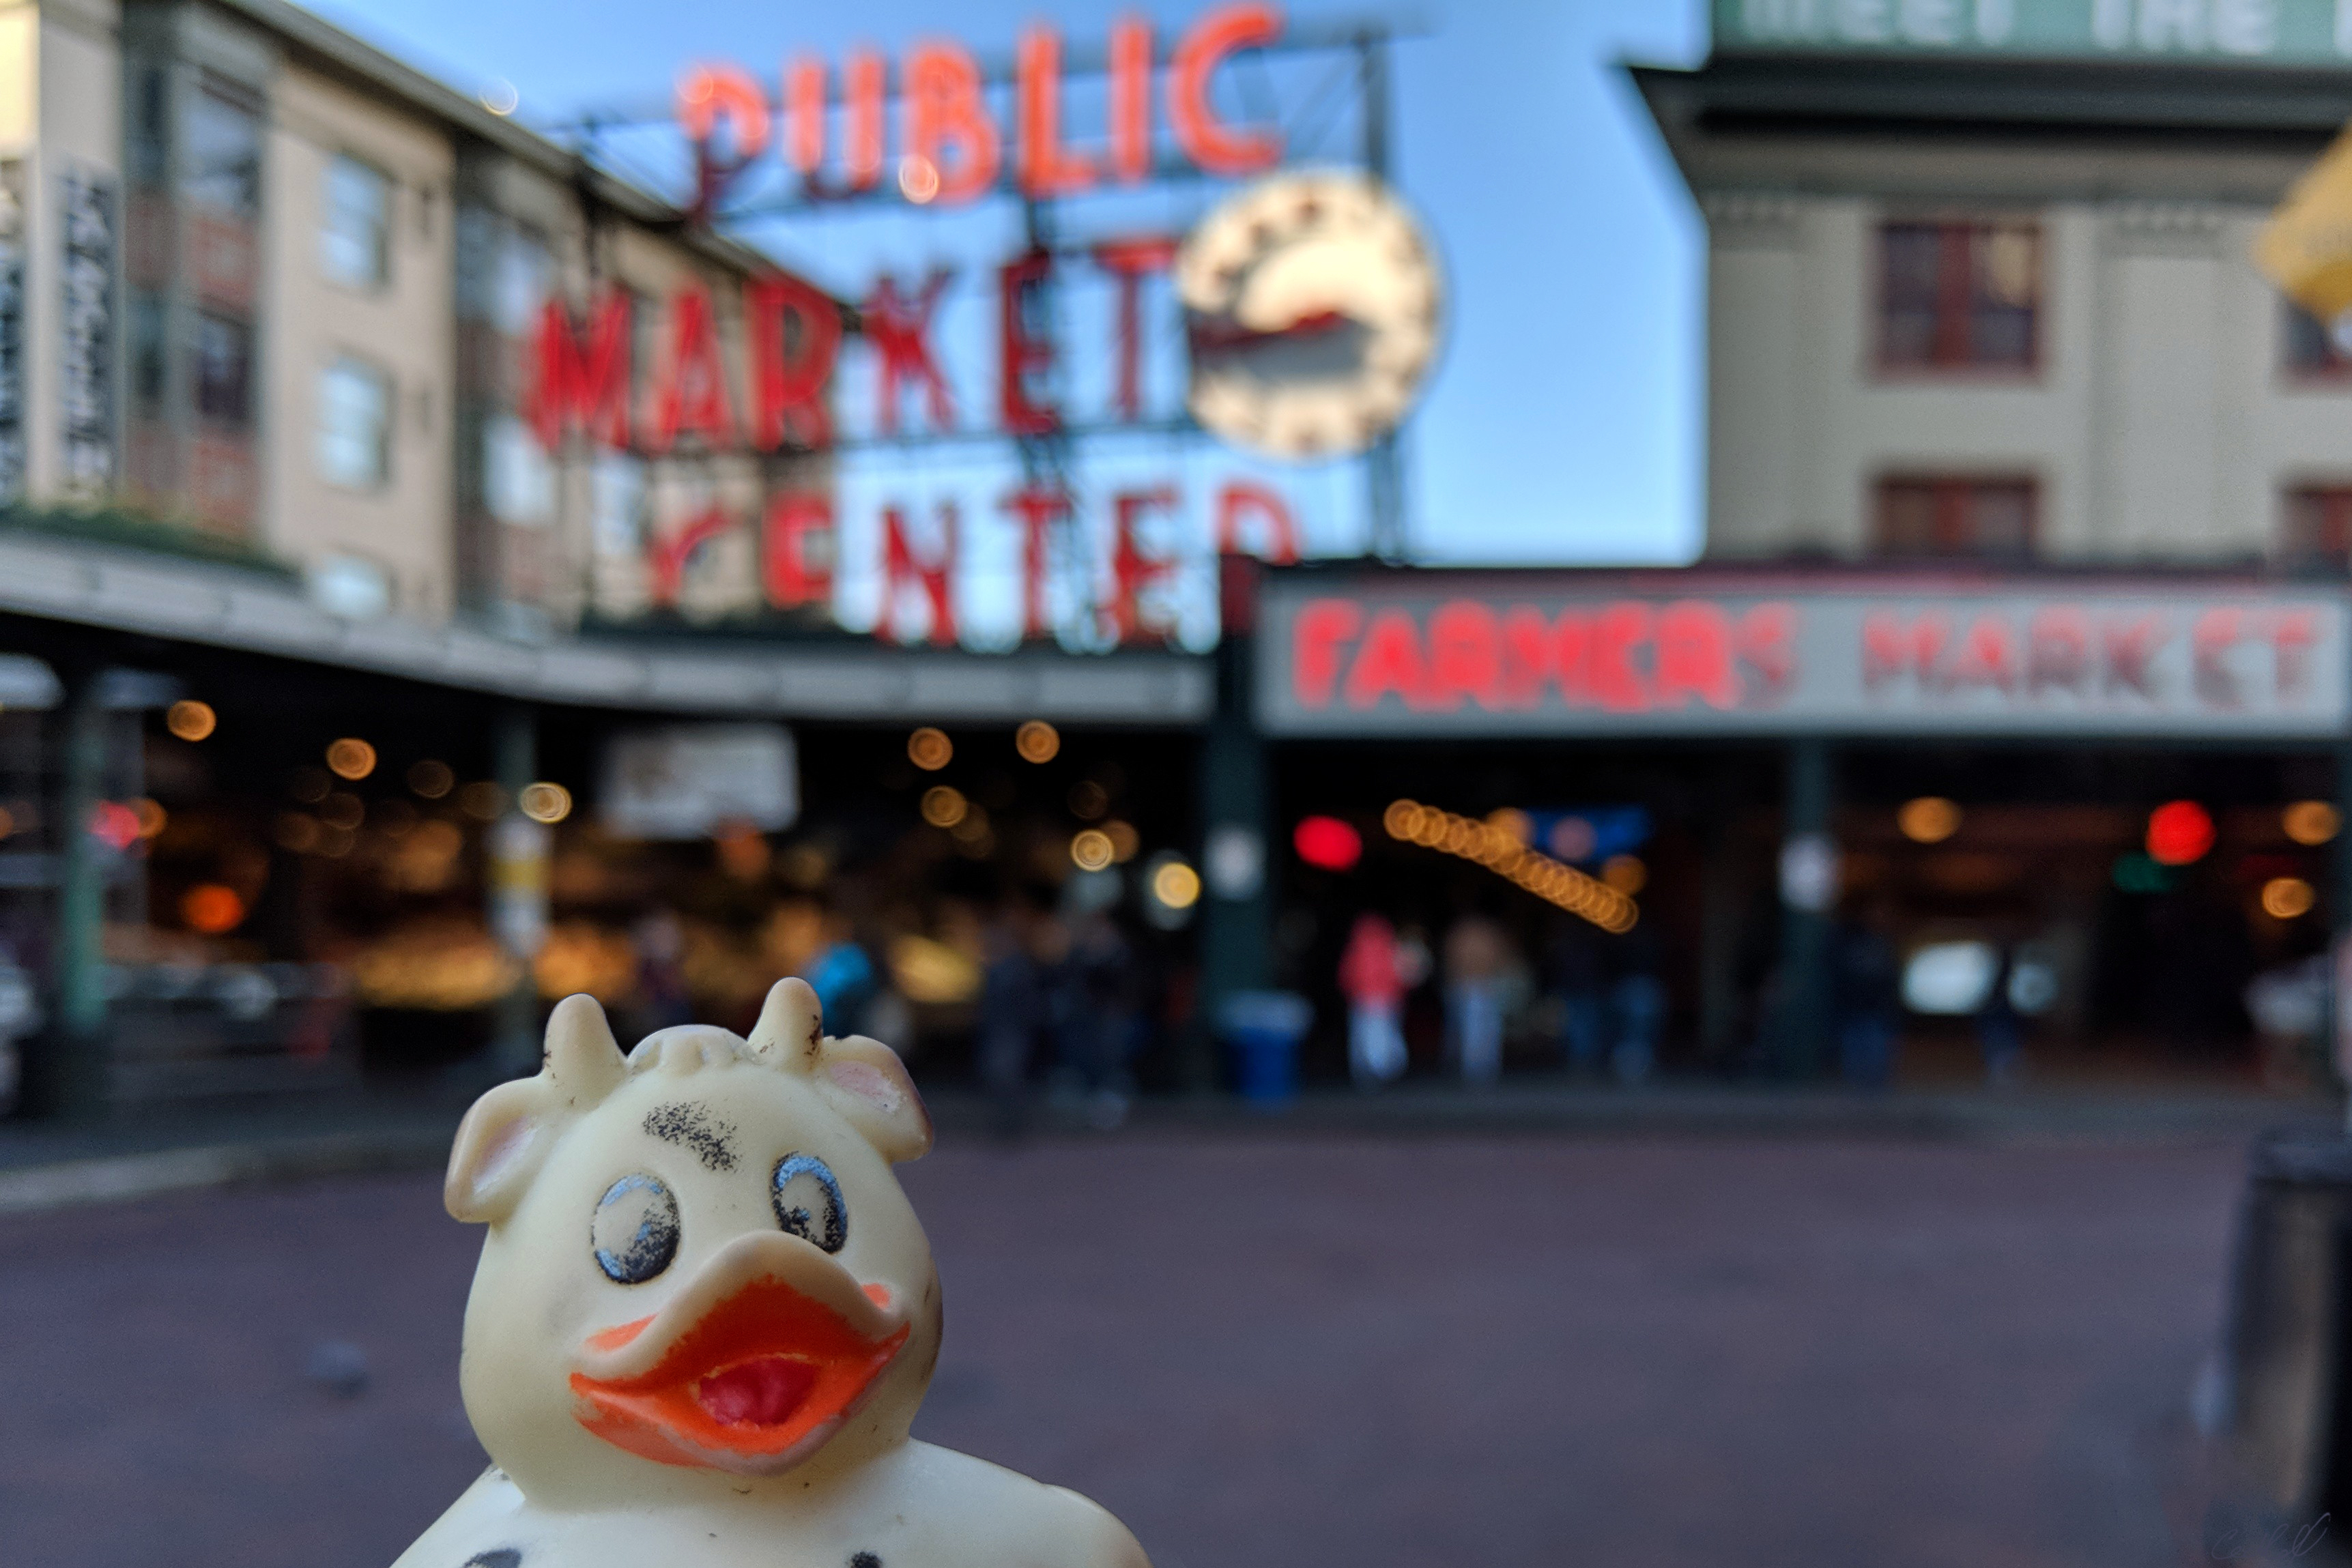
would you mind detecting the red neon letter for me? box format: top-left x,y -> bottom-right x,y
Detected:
1738,603 -> 1797,703
1111,487 -> 1179,643
1499,607 -> 1550,707
650,286 -> 737,451
1001,484 -> 1070,640
1862,612 -> 1947,691
1110,16 -> 1153,183
529,291 -> 631,450
746,274 -> 841,450
1095,236 -> 1178,420
762,493 -> 833,609
883,502 -> 958,645
1018,25 -> 1096,197
785,57 -> 826,175
1426,600 -> 1501,711
2272,610 -> 2319,698
865,271 -> 955,435
2026,606 -> 2091,693
1214,480 -> 1297,564
1654,600 -> 1736,710
1293,598 -> 1361,708
1345,609 -> 1427,710
905,42 -> 999,203
2102,615 -> 2164,697
1170,4 -> 1285,176
678,63 -> 771,161
1590,602 -> 1652,712
1553,613 -> 1592,704
648,505 -> 736,607
2192,608 -> 2242,708
1948,615 -> 2018,693
845,51 -> 886,190
999,249 -> 1059,437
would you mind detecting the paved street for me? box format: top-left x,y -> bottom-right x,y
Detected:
1,1131 -> 2247,1568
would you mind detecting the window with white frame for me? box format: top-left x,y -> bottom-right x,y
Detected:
321,155 -> 390,288
317,356 -> 391,489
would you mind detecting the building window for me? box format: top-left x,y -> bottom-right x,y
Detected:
321,156 -> 391,289
2284,304 -> 2351,377
130,292 -> 168,416
318,356 -> 391,489
194,312 -> 251,426
2284,487 -> 2352,566
1874,476 -> 2037,558
1879,220 -> 2040,371
182,86 -> 261,220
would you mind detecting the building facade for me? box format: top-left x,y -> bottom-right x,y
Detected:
1639,8 -> 2352,570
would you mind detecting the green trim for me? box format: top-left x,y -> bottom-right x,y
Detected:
0,506 -> 302,582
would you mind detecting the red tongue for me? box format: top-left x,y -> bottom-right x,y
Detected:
695,1356 -> 818,1427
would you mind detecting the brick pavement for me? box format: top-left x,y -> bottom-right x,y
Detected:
0,1132 -> 2248,1568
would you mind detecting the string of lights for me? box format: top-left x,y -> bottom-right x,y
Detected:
1382,800 -> 1637,934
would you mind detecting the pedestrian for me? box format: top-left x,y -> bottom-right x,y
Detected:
803,910 -> 876,1037
1607,923 -> 1665,1086
1977,940 -> 2023,1087
1443,911 -> 1512,1086
1547,920 -> 1609,1075
1065,909 -> 1136,1129
1337,912 -> 1409,1088
1833,905 -> 1901,1090
977,904 -> 1043,1135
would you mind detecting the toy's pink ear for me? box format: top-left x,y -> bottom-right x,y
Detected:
444,995 -> 627,1223
816,1035 -> 933,1164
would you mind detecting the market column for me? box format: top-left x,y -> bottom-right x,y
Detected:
1773,737 -> 1838,1079
35,665 -> 110,1116
487,704 -> 547,1077
1195,555 -> 1273,1092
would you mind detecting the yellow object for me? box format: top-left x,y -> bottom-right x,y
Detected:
919,786 -> 966,828
1152,858 -> 1202,909
353,923 -> 521,1010
2257,125 -> 2352,326
1601,855 -> 1646,895
399,985 -> 1148,1565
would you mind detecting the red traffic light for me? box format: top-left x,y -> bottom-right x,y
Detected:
2146,800 -> 2214,867
1293,815 -> 1362,871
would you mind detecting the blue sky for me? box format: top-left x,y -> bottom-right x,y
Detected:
308,0 -> 1710,566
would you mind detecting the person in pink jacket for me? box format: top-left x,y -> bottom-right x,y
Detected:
1338,913 -> 1409,1088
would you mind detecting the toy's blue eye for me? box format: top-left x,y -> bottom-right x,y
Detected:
592,1174 -> 679,1284
772,1153 -> 846,1253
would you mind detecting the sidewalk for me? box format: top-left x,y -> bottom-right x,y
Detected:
3,1076 -> 2336,1215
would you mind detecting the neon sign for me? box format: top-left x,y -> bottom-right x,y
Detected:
676,5 -> 1286,209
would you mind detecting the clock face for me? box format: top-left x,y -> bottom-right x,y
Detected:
1175,171 -> 1444,463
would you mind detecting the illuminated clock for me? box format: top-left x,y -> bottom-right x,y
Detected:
1175,171 -> 1444,462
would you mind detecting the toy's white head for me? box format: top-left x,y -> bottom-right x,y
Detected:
443,980 -> 937,1506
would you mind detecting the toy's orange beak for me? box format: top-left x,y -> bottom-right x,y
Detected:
569,1232 -> 908,1475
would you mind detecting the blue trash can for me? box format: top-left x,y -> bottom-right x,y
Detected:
1220,991 -> 1312,1107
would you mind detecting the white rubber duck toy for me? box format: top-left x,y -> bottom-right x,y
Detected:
392,978 -> 1149,1568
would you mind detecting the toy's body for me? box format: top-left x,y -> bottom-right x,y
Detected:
391,981 -> 1147,1568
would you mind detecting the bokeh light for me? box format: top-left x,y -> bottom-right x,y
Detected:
921,785 -> 968,828
1294,815 -> 1362,871
2262,876 -> 2317,920
2146,800 -> 2215,866
1152,858 -> 1202,909
907,727 -> 953,770
1897,796 -> 1962,844
1070,828 -> 1115,871
407,759 -> 455,798
326,738 -> 377,781
1015,720 -> 1060,764
519,782 -> 573,824
180,884 -> 246,934
2284,800 -> 2341,846
165,699 -> 216,741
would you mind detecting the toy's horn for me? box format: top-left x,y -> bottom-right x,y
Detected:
746,977 -> 825,1073
543,993 -> 627,1101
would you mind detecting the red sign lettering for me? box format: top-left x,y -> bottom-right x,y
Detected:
1655,600 -> 1736,710
648,506 -> 736,607
1111,488 -> 1179,641
904,42 -> 999,203
761,493 -> 834,609
746,274 -> 842,450
1170,4 -> 1286,177
1345,609 -> 1426,710
650,285 -> 737,450
999,249 -> 1059,437
883,503 -> 958,644
865,271 -> 956,435
530,291 -> 632,450
1214,480 -> 1297,564
1292,598 -> 1362,708
1426,600 -> 1501,710
1017,25 -> 1095,198
1094,236 -> 1179,420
